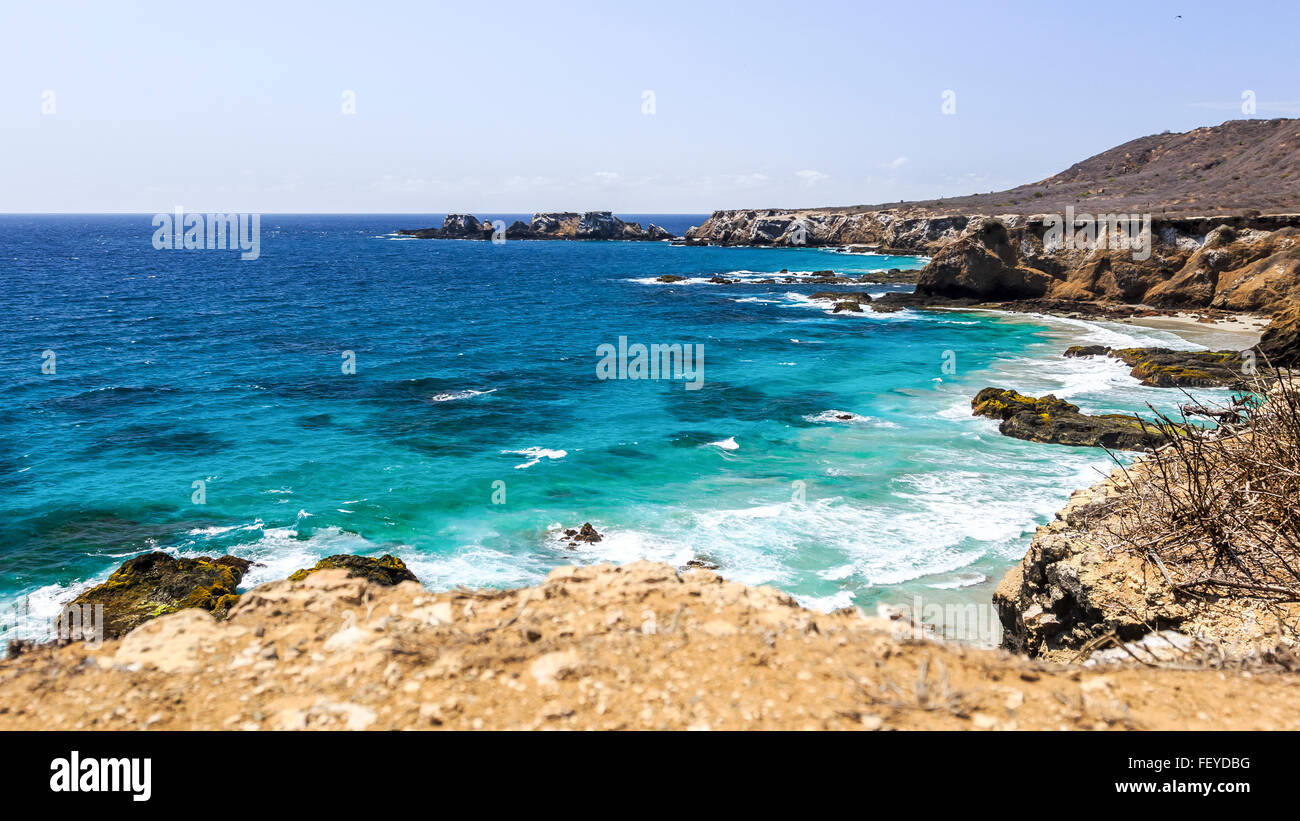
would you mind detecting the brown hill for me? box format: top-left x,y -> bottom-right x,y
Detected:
832,118 -> 1300,218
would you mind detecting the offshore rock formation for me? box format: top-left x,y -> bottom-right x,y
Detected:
971,388 -> 1170,451
8,562 -> 1300,729
1064,345 -> 1258,387
69,552 -> 252,640
288,554 -> 418,586
398,212 -> 678,241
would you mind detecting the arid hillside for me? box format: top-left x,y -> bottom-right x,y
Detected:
832,118 -> 1300,218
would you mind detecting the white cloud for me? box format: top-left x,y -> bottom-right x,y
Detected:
880,156 -> 908,169
593,171 -> 622,184
795,169 -> 830,186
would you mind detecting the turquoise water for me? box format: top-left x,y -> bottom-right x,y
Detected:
0,215 -> 1223,640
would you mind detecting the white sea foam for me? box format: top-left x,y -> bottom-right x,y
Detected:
706,436 -> 739,450
926,573 -> 989,590
1,579 -> 102,647
431,388 -> 497,402
796,590 -> 857,611
803,410 -> 900,428
504,447 -> 568,469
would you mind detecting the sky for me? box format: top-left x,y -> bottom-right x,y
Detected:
1,0 -> 1297,213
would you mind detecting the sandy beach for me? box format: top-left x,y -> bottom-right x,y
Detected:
1117,312 -> 1269,350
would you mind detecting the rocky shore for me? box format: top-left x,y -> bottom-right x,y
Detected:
994,463 -> 1300,665
994,372 -> 1300,666
399,211 -> 678,241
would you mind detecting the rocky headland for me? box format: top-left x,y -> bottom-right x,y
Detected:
685,120 -> 1300,363
398,211 -> 678,242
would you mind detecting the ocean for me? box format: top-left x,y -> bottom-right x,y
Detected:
0,214 -> 1225,642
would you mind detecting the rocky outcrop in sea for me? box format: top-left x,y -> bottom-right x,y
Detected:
971,388 -> 1170,451
399,212 -> 678,242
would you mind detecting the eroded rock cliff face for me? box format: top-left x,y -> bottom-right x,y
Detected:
684,208 -> 971,253
688,209 -> 1300,313
994,463 -> 1300,664
687,120 -> 1300,313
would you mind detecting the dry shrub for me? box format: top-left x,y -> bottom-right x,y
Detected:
1106,368 -> 1300,602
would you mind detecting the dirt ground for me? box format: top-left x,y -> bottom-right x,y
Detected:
3,562 -> 1299,731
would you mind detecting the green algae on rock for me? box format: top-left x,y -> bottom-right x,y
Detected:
71,552 -> 253,639
287,554 -> 418,586
971,387 -> 1170,451
1063,345 -> 1258,387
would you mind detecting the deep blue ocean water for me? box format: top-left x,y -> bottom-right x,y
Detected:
0,214 -> 1222,641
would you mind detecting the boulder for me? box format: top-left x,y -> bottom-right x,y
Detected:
562,523 -> 603,548
504,220 -> 536,240
439,214 -> 486,238
71,552 -> 253,639
287,554 -> 418,586
1063,345 -> 1110,358
683,558 -> 720,571
810,291 -> 873,302
1063,345 -> 1258,387
971,387 -> 1170,450
916,219 -> 1053,300
1109,347 -> 1249,387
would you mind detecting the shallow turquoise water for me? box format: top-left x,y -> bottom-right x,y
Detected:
0,215 -> 1225,640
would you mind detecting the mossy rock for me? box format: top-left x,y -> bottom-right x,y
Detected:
972,387 -> 1170,451
971,388 -> 1079,421
71,552 -> 253,639
1110,347 -> 1247,387
1063,345 -> 1110,358
287,554 -> 418,586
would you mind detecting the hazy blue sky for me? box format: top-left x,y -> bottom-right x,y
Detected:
2,0 -> 1297,213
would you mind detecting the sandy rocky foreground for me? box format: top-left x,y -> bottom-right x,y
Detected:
3,562 -> 1300,730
